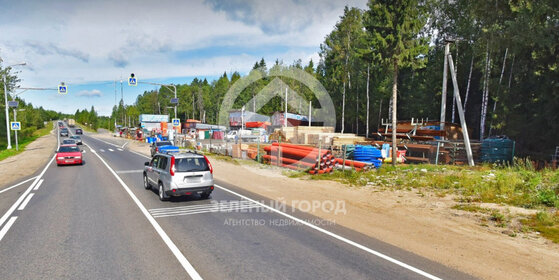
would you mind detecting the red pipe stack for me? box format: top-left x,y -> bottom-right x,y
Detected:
263,143 -> 335,174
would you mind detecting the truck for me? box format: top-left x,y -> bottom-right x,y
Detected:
68,119 -> 76,127
225,129 -> 264,142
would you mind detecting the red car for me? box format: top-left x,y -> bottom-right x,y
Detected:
56,144 -> 83,166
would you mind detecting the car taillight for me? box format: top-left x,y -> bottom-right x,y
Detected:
155,147 -> 159,152
170,156 -> 175,176
204,155 -> 213,174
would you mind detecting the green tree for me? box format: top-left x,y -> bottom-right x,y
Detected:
364,0 -> 429,165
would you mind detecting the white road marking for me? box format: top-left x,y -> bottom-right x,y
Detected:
117,148 -> 123,151
121,142 -> 128,148
108,148 -> 114,152
100,149 -> 105,152
84,143 -> 202,280
81,150 -> 87,154
149,201 -> 261,218
0,176 -> 38,195
116,170 -> 144,174
33,179 -> 44,191
17,193 -> 35,211
215,184 -> 443,280
91,149 -> 96,153
90,137 -> 121,148
0,155 -> 55,228
0,216 -> 18,242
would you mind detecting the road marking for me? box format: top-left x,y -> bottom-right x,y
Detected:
0,216 -> 18,242
117,148 -> 123,151
122,142 -> 128,148
84,143 -> 202,280
0,176 -> 38,195
116,169 -> 144,174
100,149 -> 105,152
149,201 -> 261,218
214,184 -> 443,280
89,137 -> 121,148
82,150 -> 87,154
108,148 -> 114,152
33,179 -> 44,191
0,155 -> 55,228
17,193 -> 35,211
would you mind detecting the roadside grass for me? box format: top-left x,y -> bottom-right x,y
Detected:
76,123 -> 97,133
521,211 -> 559,243
284,158 -> 559,242
0,123 -> 53,161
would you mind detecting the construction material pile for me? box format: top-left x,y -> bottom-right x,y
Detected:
263,143 -> 335,174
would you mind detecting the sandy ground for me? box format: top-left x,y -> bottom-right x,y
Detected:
94,132 -> 559,280
0,129 -> 57,188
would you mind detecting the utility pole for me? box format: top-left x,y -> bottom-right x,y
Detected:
2,74 -> 11,149
120,79 -> 124,126
284,88 -> 288,128
448,53 -> 474,166
440,41 -> 450,136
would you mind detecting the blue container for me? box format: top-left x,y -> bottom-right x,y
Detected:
354,145 -> 383,168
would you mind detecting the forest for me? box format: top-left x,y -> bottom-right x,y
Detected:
116,0 -> 557,159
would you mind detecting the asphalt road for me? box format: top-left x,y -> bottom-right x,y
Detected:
0,124 -> 477,280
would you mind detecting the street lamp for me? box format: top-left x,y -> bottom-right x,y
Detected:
3,62 -> 26,150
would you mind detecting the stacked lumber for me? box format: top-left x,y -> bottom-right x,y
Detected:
263,143 -> 335,174
332,135 -> 366,146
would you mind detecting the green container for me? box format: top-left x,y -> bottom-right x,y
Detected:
481,138 -> 515,163
204,130 -> 211,139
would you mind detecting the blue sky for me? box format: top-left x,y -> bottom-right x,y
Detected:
0,0 -> 367,116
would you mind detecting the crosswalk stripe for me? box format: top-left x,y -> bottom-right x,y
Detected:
108,148 -> 114,152
149,201 -> 262,218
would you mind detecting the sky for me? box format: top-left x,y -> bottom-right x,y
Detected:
0,0 -> 367,116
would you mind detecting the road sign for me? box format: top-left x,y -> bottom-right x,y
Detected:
58,84 -> 67,94
128,77 -> 137,86
10,122 -> 21,131
170,98 -> 179,105
8,101 -> 18,108
172,118 -> 180,127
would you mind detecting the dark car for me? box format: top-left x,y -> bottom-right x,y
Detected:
60,128 -> 69,137
69,135 -> 82,145
75,128 -> 83,135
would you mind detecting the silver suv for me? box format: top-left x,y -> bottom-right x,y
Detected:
143,151 -> 214,201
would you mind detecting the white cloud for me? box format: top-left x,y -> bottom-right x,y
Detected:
77,89 -> 102,97
0,0 -> 368,112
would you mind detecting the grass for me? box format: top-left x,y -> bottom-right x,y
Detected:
521,211 -> 559,243
0,122 -> 53,161
283,158 -> 559,243
76,123 -> 97,133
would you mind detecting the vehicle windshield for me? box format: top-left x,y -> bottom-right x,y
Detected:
156,141 -> 173,146
58,146 -> 80,153
175,157 -> 209,172
63,140 -> 75,144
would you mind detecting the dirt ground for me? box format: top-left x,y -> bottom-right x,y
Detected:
94,132 -> 559,280
0,130 -> 57,187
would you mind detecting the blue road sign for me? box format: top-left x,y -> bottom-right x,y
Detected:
8,101 -> 18,108
11,122 -> 21,131
128,77 -> 137,86
170,98 -> 179,105
58,85 -> 67,94
172,118 -> 180,127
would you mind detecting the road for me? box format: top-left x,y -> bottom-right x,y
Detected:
0,124 -> 476,279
